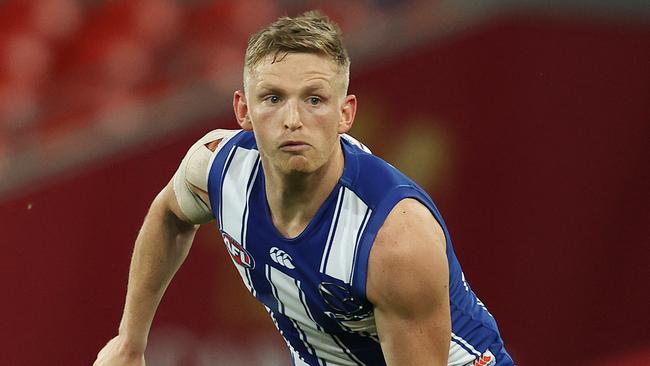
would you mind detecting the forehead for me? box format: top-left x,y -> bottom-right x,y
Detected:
248,52 -> 343,90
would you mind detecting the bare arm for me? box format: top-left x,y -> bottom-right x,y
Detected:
94,130 -> 232,365
367,198 -> 451,366
94,181 -> 199,365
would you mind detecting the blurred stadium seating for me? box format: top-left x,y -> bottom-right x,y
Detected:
1,0 -> 431,189
0,0 -> 587,192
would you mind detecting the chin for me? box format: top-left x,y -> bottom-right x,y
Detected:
284,156 -> 316,174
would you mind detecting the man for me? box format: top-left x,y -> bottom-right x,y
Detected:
95,11 -> 513,366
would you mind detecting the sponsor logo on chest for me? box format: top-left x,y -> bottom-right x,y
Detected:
221,231 -> 255,269
269,247 -> 295,269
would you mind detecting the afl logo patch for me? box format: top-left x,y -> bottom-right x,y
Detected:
221,231 -> 255,269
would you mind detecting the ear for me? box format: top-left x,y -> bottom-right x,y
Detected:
338,94 -> 357,134
233,90 -> 253,131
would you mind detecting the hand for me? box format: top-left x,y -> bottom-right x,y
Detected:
93,335 -> 145,366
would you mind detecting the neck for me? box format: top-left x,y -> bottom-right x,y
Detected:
264,145 -> 344,238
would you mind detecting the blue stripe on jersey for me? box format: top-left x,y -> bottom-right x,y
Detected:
332,330 -> 384,365
329,334 -> 365,366
349,185 -> 436,300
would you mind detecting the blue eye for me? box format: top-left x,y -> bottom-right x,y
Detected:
308,97 -> 321,105
269,95 -> 280,104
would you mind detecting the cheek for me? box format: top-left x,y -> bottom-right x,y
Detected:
255,106 -> 280,121
306,105 -> 339,127
312,105 -> 338,119
314,116 -> 343,150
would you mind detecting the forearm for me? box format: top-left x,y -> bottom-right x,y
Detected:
117,191 -> 198,352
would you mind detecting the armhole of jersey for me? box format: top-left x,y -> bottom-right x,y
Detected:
350,185 -> 445,300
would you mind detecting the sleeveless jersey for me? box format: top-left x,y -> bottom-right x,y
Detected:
206,130 -> 513,366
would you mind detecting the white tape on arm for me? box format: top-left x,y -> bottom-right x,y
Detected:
172,129 -> 236,224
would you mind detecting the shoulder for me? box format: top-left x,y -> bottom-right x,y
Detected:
369,199 -> 446,271
180,129 -> 240,189
341,133 -> 438,208
366,198 -> 448,310
171,129 -> 240,224
343,143 -> 416,209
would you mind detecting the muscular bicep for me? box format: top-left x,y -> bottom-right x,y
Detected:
171,129 -> 236,224
367,198 -> 450,365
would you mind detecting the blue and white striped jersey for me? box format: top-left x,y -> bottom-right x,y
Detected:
206,130 -> 513,366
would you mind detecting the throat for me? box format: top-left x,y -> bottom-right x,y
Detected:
264,160 -> 343,239
267,178 -> 332,239
274,216 -> 312,239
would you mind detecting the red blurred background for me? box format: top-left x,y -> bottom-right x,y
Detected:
0,1 -> 648,365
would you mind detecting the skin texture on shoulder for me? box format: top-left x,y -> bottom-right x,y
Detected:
367,198 -> 451,365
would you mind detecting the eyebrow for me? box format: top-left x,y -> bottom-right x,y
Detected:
256,83 -> 329,96
255,85 -> 285,95
303,84 -> 328,93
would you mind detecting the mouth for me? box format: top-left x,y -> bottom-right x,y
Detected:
279,140 -> 310,152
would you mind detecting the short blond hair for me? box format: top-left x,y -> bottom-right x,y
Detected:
243,10 -> 350,93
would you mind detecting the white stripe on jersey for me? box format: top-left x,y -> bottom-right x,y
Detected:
341,134 -> 371,153
265,304 -> 307,363
266,265 -> 362,366
451,332 -> 481,356
240,156 -> 261,296
217,146 -> 236,226
321,187 -> 372,283
291,352 -> 312,366
349,207 -> 371,285
450,332 -> 482,366
205,129 -> 240,188
320,187 -> 345,273
219,146 -> 260,294
448,336 -> 478,366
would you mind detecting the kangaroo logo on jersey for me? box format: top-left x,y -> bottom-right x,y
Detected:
221,231 -> 254,269
319,282 -> 370,318
269,247 -> 295,269
319,281 -> 374,335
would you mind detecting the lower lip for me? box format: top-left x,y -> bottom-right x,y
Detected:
280,144 -> 309,152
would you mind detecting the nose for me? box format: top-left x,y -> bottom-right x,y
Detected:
284,100 -> 302,131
